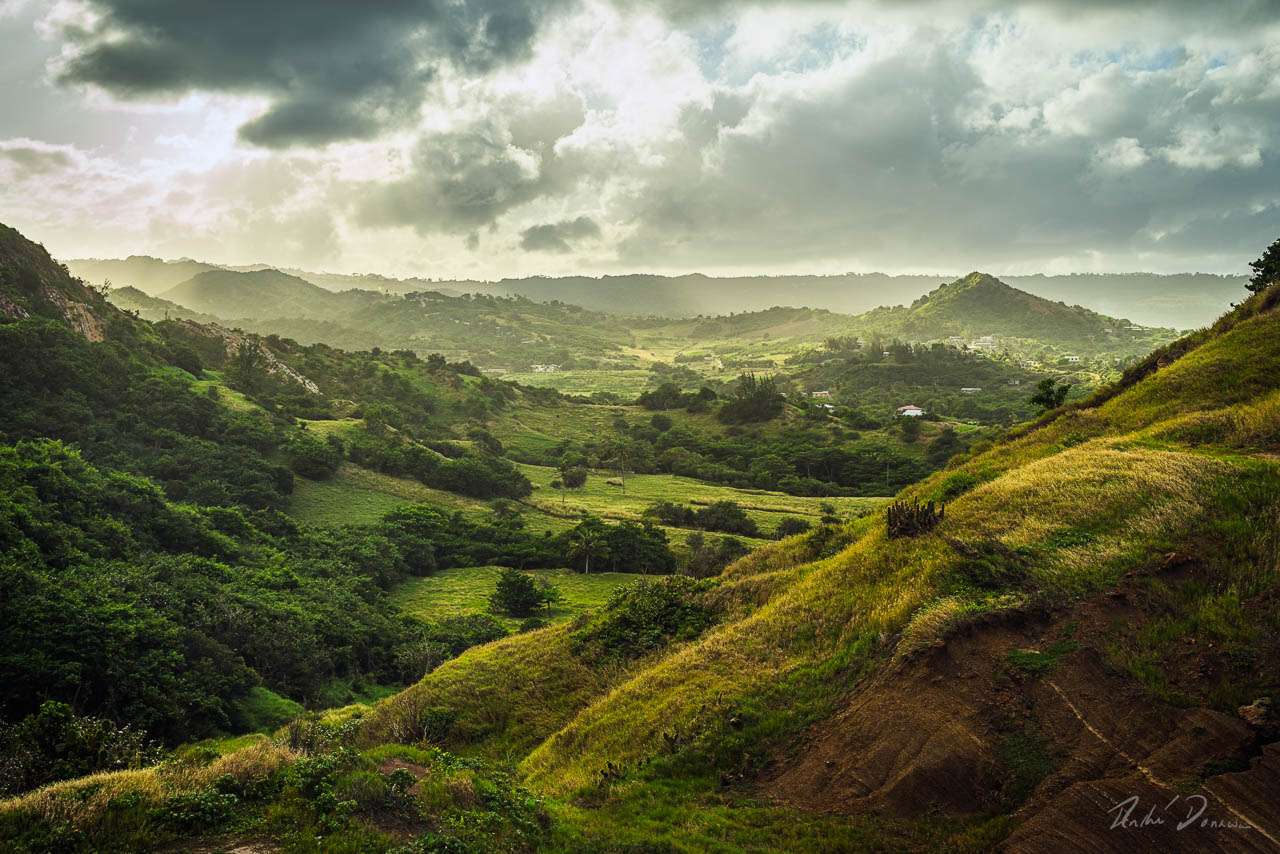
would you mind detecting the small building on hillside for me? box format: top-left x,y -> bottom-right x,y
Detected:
897,405 -> 925,417
1064,355 -> 1081,363
961,387 -> 982,394
811,390 -> 832,399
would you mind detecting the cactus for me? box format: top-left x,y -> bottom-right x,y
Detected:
886,499 -> 944,539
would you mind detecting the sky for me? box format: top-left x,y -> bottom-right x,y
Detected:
0,0 -> 1278,280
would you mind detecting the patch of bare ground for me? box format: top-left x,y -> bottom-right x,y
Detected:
760,554 -> 1280,853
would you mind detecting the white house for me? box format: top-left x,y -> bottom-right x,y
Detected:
897,405 -> 925,417
1065,355 -> 1081,363
961,387 -> 982,394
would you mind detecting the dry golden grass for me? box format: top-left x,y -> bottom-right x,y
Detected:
0,741 -> 298,830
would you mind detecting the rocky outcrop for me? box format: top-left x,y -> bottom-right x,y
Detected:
172,319 -> 320,394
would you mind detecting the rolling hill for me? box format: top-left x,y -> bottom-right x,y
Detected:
841,272 -> 1173,354
344,278 -> 1280,851
64,255 -> 222,296
159,268 -> 370,319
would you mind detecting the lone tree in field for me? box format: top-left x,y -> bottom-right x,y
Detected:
489,567 -> 558,617
1029,377 -> 1070,413
1247,237 -> 1280,294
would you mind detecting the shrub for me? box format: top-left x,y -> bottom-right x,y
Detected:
288,432 -> 344,479
774,517 -> 812,539
417,706 -> 458,743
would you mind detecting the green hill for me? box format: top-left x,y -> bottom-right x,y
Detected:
844,272 -> 1174,355
160,268 -> 366,319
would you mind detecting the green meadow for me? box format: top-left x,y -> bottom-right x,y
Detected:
392,566 -> 647,631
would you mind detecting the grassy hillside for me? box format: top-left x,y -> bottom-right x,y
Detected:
161,268 -> 361,319
69,252 -> 1246,328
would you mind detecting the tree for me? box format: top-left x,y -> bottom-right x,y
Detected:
225,341 -> 270,395
775,517 -> 812,539
1029,377 -> 1070,413
1247,237 -> 1280,294
567,516 -> 610,574
488,567 -> 558,617
899,416 -> 922,443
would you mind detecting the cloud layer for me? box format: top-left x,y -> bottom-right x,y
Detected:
2,0 -> 1278,277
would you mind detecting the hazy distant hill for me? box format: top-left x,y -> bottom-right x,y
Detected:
459,272 -> 1241,330
106,285 -> 221,324
160,268 -> 378,319
69,252 -> 1246,330
65,255 -> 221,296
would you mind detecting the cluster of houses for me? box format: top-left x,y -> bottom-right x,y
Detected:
529,364 -> 561,373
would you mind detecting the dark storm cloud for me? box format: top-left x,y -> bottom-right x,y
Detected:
53,0 -> 571,148
520,216 -> 601,252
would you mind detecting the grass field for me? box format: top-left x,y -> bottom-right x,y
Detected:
392,566 -> 645,630
519,462 -> 884,539
289,462 -> 485,526
288,451 -> 886,547
502,369 -> 654,396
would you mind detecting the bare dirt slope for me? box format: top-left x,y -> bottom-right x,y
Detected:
762,555 -> 1280,852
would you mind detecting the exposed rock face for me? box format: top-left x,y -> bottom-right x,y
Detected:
41,284 -> 107,342
172,319 -> 320,394
761,566 -> 1280,853
1239,698 -> 1274,729
0,294 -> 29,319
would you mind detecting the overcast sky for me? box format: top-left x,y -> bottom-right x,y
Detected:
1,0 -> 1277,279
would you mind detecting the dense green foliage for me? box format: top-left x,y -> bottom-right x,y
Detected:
570,576 -> 715,663
1247,236 -> 1280,294
644,499 -> 760,537
0,440 -> 518,743
0,702 -> 164,798
0,318 -> 293,508
716,373 -> 786,424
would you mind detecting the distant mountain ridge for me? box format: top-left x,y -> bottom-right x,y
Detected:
67,254 -> 1245,329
